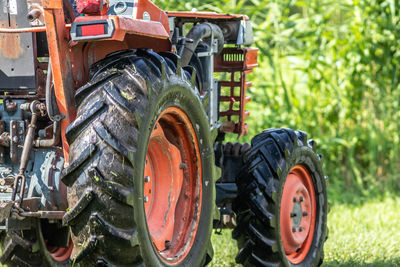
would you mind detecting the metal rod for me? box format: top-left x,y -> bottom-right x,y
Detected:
11,101 -> 41,207
0,26 -> 46,33
19,211 -> 65,219
34,120 -> 61,147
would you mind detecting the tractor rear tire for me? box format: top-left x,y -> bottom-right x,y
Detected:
61,49 -> 215,266
233,129 -> 328,267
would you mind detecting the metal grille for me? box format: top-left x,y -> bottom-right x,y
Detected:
214,47 -> 258,137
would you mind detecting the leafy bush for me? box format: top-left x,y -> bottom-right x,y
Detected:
156,0 -> 400,203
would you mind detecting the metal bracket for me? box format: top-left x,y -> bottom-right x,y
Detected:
9,120 -> 24,164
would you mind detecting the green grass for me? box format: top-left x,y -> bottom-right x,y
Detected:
323,196 -> 400,267
210,196 -> 400,266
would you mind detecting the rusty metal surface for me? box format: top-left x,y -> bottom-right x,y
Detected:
166,11 -> 248,20
0,132 -> 10,147
0,202 -> 13,222
9,120 -> 19,163
0,0 -> 36,90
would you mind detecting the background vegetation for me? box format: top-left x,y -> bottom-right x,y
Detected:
158,0 -> 400,204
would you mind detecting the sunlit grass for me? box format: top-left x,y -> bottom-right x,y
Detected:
210,229 -> 238,266
323,197 -> 400,266
210,197 -> 400,266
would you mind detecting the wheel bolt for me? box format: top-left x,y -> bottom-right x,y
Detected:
144,196 -> 149,203
179,163 -> 187,170
299,226 -> 303,232
292,227 -> 297,233
144,176 -> 150,183
290,212 -> 297,218
299,196 -> 304,202
302,211 -> 308,217
293,197 -> 297,202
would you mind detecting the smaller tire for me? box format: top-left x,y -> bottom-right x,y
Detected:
233,128 -> 328,267
0,219 -> 72,267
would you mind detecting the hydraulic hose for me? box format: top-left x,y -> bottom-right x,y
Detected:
180,23 -> 224,66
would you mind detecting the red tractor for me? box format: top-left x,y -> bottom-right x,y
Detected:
0,0 -> 327,266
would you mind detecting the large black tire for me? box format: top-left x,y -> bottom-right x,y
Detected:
0,220 -> 71,267
61,49 -> 215,266
233,129 -> 328,267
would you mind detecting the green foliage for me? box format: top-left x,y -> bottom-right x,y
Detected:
155,0 -> 400,202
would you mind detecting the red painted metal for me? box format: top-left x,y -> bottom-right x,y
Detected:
46,237 -> 73,262
136,0 -> 170,33
76,0 -> 108,15
215,47 -> 258,137
280,165 -> 316,264
144,107 -> 202,264
144,121 -> 183,252
43,0 -> 77,160
74,15 -> 170,41
80,24 -> 105,36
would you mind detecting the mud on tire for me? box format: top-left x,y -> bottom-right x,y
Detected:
61,49 -> 215,266
233,129 -> 328,267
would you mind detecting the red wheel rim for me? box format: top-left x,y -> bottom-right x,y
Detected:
46,237 -> 73,262
280,165 -> 316,264
144,107 -> 202,264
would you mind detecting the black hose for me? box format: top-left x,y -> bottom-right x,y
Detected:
181,23 -> 224,66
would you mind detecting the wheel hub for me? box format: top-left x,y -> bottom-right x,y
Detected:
144,122 -> 183,252
280,165 -> 316,264
144,107 -> 202,264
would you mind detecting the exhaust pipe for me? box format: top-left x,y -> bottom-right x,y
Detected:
180,23 -> 224,66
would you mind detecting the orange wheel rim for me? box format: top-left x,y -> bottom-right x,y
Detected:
144,107 -> 202,264
46,237 -> 73,262
280,165 -> 316,264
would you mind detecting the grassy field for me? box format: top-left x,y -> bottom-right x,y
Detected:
210,196 -> 400,266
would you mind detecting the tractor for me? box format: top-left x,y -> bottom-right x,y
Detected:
0,0 -> 328,266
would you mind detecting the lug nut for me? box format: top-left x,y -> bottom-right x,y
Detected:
290,212 -> 297,218
292,227 -> 297,233
179,163 -> 187,170
299,227 -> 303,232
299,196 -> 304,202
302,211 -> 308,217
293,197 -> 297,202
144,176 -> 150,183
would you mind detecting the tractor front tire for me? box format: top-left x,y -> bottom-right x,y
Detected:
62,49 -> 215,266
233,129 -> 328,267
